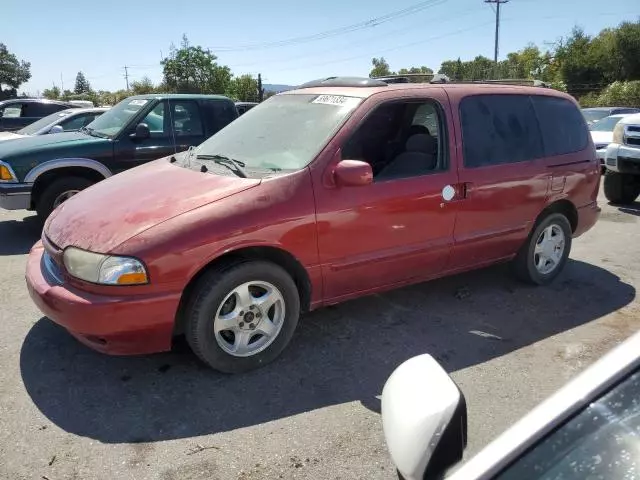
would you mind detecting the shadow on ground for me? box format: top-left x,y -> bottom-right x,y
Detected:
0,215 -> 41,255
618,202 -> 640,217
20,260 -> 635,444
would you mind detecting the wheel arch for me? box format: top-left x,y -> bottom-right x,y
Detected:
537,199 -> 578,233
28,159 -> 111,209
173,246 -> 312,336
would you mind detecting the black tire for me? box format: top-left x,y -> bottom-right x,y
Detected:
185,261 -> 300,373
603,171 -> 640,205
36,176 -> 94,220
513,213 -> 572,285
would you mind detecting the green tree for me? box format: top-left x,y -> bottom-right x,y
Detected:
131,76 -> 155,95
42,86 -> 61,100
227,74 -> 259,102
369,57 -> 393,78
161,35 -> 232,94
74,71 -> 91,94
0,43 -> 31,98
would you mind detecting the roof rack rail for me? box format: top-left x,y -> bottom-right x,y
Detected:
297,77 -> 388,89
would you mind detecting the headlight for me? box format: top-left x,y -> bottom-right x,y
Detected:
612,123 -> 625,144
63,247 -> 149,285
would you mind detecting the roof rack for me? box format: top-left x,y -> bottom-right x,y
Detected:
296,76 -> 550,90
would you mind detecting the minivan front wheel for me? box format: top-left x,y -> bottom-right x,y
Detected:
185,261 -> 300,373
514,213 -> 572,285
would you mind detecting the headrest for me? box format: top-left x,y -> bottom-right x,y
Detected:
405,134 -> 436,153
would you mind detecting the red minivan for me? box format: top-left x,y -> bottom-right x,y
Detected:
25,77 -> 600,373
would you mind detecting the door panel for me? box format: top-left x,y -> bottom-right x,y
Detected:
112,100 -> 176,172
313,90 -> 459,301
317,171 -> 459,300
448,94 -> 549,270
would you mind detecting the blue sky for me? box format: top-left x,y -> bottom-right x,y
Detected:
3,0 -> 639,95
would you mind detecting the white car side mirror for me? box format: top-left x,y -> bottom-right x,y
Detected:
49,125 -> 64,134
382,355 -> 467,480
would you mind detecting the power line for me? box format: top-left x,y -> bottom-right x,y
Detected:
209,0 -> 446,52
485,0 -> 509,64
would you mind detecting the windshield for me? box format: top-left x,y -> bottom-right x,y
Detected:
87,98 -> 151,138
582,109 -> 610,124
194,93 -> 362,171
590,115 -> 625,132
17,110 -> 72,135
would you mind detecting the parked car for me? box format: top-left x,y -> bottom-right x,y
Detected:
0,107 -> 108,142
235,101 -> 258,116
25,77 -> 600,373
603,113 -> 640,204
0,94 -> 237,219
588,113 -> 634,171
0,98 -> 80,132
381,329 -> 640,480
581,106 -> 640,125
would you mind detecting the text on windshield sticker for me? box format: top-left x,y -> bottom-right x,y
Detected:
129,99 -> 148,106
312,95 -> 359,107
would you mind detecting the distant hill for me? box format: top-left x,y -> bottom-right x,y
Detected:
264,83 -> 295,93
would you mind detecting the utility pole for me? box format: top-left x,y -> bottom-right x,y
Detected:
60,72 -> 64,92
258,73 -> 264,102
485,0 -> 508,64
123,66 -> 130,91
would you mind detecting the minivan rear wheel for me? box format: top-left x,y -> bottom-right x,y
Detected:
185,261 -> 300,373
603,171 -> 640,205
513,213 -> 572,285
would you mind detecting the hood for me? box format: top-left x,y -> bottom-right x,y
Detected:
0,131 -> 106,158
45,158 -> 261,252
0,132 -> 25,142
590,130 -> 613,146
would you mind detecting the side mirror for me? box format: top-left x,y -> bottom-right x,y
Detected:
130,123 -> 150,140
48,125 -> 64,134
334,160 -> 373,187
382,355 -> 467,480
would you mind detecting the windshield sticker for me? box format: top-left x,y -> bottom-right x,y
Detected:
128,99 -> 148,106
312,95 -> 359,108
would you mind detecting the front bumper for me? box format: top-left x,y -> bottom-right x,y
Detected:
25,241 -> 181,355
0,182 -> 31,210
604,143 -> 640,174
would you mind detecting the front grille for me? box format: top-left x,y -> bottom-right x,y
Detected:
627,137 -> 640,147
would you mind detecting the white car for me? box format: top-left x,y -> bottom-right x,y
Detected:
382,330 -> 640,479
0,107 -> 108,142
590,114 -> 635,168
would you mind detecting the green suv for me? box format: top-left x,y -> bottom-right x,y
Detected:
0,94 -> 237,219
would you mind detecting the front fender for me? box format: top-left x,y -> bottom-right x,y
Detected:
24,158 -> 112,183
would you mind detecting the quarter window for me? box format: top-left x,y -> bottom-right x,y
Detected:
460,95 -> 543,168
532,96 -> 589,156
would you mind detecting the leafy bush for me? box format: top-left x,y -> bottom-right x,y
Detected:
580,81 -> 640,107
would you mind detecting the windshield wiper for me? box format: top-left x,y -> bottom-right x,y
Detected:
197,154 -> 247,178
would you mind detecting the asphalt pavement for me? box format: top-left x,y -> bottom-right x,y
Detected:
1,185 -> 639,480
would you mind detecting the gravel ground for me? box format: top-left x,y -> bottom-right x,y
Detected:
0,185 -> 638,480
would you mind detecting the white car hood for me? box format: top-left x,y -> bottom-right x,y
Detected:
0,132 -> 25,142
590,130 -> 613,146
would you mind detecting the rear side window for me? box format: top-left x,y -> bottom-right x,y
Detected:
204,101 -> 238,135
27,103 -> 68,117
460,95 -> 543,168
532,96 -> 588,156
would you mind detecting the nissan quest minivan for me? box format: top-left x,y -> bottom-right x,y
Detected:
25,77 -> 600,373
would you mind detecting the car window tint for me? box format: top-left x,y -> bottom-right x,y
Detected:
343,100 -> 446,181
460,94 -> 543,168
172,101 -> 203,137
532,96 -> 589,156
140,102 -> 167,136
59,114 -> 87,131
497,370 -> 640,480
1,104 -> 24,118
